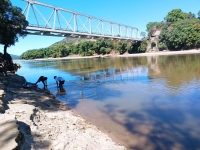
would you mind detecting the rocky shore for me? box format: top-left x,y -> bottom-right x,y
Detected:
0,73 -> 126,150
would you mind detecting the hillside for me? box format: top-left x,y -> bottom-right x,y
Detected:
20,37 -> 144,60
50,37 -> 96,47
10,54 -> 20,60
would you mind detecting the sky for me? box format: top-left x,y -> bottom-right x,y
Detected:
1,0 -> 200,55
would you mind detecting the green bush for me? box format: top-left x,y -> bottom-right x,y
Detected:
138,40 -> 147,52
151,42 -> 156,48
105,48 -> 111,54
158,42 -> 167,51
100,47 -> 106,54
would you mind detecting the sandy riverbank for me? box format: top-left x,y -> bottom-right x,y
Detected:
31,49 -> 200,61
0,73 -> 126,150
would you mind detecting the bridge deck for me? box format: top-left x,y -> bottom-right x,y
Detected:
22,0 -> 141,41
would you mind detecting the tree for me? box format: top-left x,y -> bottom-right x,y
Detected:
100,47 -> 106,54
159,19 -> 200,50
151,42 -> 156,48
138,40 -> 147,52
140,32 -> 146,38
127,42 -> 141,53
198,10 -> 200,19
164,9 -> 185,23
158,42 -> 167,51
184,12 -> 196,19
115,41 -> 127,54
105,40 -> 114,49
0,0 -> 28,55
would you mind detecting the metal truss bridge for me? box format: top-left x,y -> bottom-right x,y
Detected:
22,0 -> 141,41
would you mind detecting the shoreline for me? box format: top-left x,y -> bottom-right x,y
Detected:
25,49 -> 200,61
0,73 -> 126,150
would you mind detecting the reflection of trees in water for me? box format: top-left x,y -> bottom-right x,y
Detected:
147,55 -> 161,76
25,57 -> 148,81
22,54 -> 200,87
148,54 -> 200,87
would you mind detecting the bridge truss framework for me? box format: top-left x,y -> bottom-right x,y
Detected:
22,0 -> 140,41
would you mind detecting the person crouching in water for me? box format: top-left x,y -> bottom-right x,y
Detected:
54,76 -> 65,91
35,76 -> 48,89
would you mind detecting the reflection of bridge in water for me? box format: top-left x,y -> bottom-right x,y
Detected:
22,0 -> 141,41
81,67 -> 147,82
61,66 -> 149,103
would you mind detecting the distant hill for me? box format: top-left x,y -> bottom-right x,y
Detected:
10,54 -> 20,60
50,37 -> 96,47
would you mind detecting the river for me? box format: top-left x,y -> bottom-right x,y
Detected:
14,54 -> 200,150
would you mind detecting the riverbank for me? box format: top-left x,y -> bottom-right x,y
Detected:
31,49 -> 200,61
0,73 -> 126,150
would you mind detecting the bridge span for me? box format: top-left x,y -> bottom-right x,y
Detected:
22,0 -> 141,41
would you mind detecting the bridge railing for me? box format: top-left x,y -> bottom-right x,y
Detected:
22,0 -> 141,41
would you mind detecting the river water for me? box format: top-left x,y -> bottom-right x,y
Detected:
15,54 -> 200,150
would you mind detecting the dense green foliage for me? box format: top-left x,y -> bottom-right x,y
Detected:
138,40 -> 147,52
164,9 -> 185,23
147,9 -> 200,50
20,39 -> 143,60
0,0 -> 28,54
158,42 -> 167,51
151,42 -> 156,48
162,19 -> 200,49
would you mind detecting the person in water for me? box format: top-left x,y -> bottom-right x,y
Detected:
35,76 -> 48,89
54,76 -> 65,91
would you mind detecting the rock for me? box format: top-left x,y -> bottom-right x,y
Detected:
0,90 -> 5,99
0,114 -> 19,150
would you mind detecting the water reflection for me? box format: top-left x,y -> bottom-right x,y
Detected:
147,54 -> 200,87
15,54 -> 200,150
103,82 -> 200,149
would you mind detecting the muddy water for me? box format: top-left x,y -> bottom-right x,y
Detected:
16,54 -> 200,150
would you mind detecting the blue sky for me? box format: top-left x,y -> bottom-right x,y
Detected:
1,0 -> 200,55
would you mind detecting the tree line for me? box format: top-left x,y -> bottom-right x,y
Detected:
147,9 -> 200,50
20,39 -> 146,60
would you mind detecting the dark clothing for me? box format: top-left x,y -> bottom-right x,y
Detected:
59,80 -> 65,85
35,76 -> 48,89
54,76 -> 65,91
